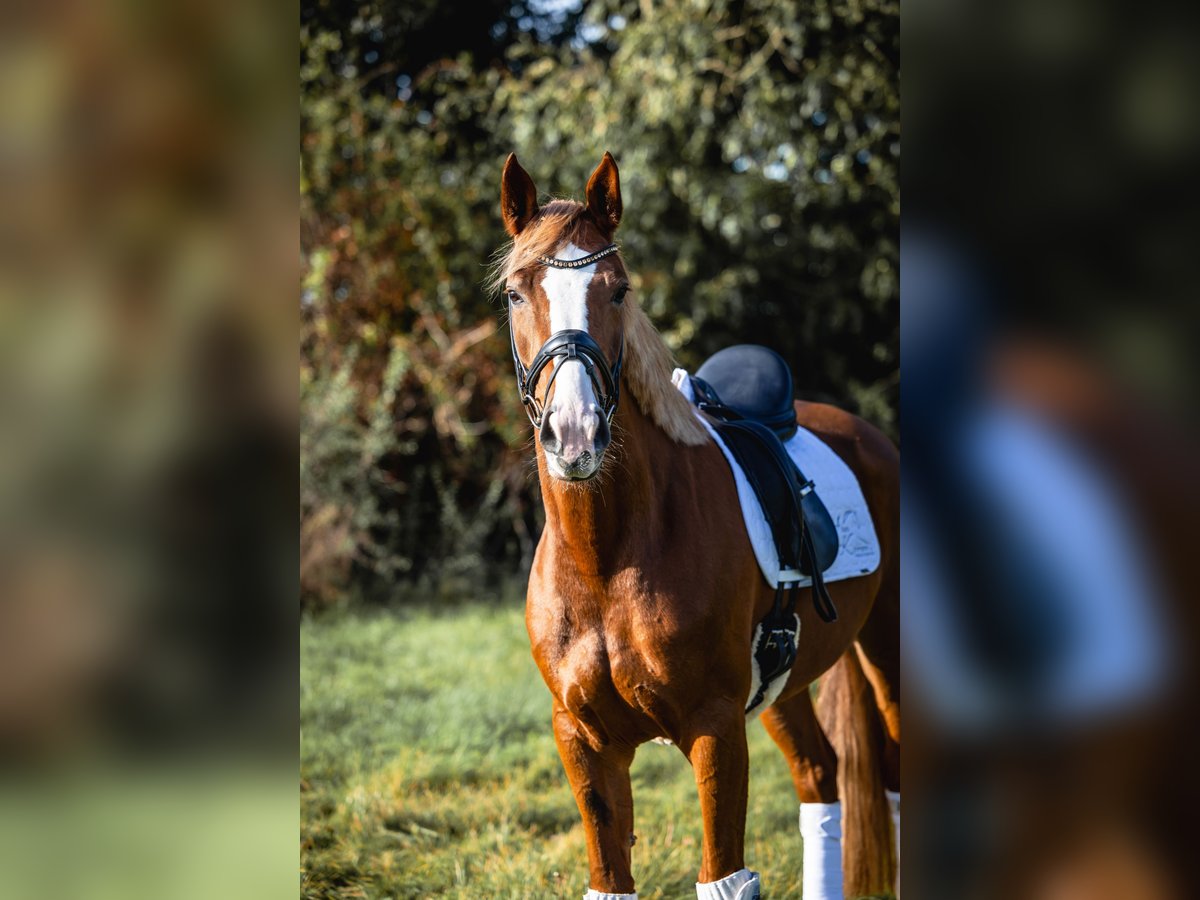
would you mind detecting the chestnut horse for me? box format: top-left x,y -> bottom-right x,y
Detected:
495,152 -> 900,899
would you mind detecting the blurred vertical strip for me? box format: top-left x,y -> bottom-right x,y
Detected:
0,0 -> 297,897
905,0 -> 1200,897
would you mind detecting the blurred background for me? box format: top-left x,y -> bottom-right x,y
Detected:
904,0 -> 1200,897
299,0 -> 899,608
1,0 -> 295,898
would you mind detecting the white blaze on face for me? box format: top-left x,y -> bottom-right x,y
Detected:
539,243 -> 601,456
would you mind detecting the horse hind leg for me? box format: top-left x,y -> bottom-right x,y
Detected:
760,689 -> 844,900
814,645 -> 898,899
853,639 -> 901,894
853,575 -> 900,753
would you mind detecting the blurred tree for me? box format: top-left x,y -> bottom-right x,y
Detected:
300,0 -> 899,605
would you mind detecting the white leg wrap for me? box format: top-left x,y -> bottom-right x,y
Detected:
886,790 -> 901,891
799,801 -> 844,900
695,866 -> 761,899
583,891 -> 637,900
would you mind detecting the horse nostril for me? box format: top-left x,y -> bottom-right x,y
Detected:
595,413 -> 612,452
539,407 -> 560,453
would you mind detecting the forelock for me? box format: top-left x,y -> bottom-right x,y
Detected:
488,201 -> 607,295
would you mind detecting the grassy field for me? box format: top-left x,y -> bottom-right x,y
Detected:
301,599 -> 887,899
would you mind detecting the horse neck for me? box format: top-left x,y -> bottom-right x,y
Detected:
537,393 -> 670,577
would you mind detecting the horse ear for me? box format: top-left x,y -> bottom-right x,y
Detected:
585,151 -> 622,233
501,153 -> 539,237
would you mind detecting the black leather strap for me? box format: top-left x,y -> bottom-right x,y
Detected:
510,325 -> 623,428
801,526 -> 838,623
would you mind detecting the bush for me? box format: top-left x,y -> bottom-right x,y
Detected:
300,0 -> 899,602
300,345 -> 411,608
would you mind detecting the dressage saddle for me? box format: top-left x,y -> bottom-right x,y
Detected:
689,345 -> 840,712
695,344 -> 801,441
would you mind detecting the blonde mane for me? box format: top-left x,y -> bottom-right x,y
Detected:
490,200 -> 708,446
620,302 -> 708,445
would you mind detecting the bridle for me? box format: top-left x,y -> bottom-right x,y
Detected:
507,243 -> 625,429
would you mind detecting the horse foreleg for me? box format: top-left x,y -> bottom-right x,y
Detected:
552,701 -> 637,897
682,703 -> 761,899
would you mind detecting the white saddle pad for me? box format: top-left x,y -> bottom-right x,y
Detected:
673,369 -> 882,588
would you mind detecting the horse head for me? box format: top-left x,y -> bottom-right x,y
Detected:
498,152 -> 629,482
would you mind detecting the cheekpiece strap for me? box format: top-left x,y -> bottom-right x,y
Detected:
537,243 -> 620,269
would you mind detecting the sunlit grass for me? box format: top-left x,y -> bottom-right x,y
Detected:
301,601 -> 888,898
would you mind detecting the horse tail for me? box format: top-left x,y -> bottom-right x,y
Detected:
816,647 -> 895,897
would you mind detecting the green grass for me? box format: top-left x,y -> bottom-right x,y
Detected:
301,601 -> 886,899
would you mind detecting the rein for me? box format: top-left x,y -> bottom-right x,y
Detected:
508,243 -> 624,428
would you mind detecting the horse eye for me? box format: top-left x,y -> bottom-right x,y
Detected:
613,285 -> 629,305
506,289 -> 523,305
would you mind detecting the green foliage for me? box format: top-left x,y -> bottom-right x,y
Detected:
301,602 -> 896,898
300,344 -> 411,606
300,0 -> 899,600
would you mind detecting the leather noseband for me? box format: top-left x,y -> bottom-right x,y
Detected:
510,327 -> 624,428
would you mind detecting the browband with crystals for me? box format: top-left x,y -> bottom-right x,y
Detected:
537,243 -> 619,269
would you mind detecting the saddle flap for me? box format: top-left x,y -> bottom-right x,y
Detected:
707,417 -> 839,577
799,488 -> 839,577
695,345 -> 798,440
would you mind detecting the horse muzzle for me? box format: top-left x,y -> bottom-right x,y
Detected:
540,403 -> 611,481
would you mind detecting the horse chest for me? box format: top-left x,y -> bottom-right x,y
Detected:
533,619 -> 669,745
